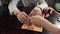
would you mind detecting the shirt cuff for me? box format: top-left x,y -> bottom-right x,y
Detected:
8,0 -> 20,15
37,3 -> 48,10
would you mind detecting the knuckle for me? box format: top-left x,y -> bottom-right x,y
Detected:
22,12 -> 25,13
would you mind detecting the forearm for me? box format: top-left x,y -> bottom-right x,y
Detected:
39,18 -> 60,33
8,0 -> 20,15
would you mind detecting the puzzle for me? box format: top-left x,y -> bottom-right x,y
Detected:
21,10 -> 60,32
21,24 -> 43,32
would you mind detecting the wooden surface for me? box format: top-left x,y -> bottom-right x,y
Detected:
21,24 -> 43,32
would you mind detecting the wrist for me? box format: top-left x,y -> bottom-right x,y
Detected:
13,10 -> 21,16
36,6 -> 42,11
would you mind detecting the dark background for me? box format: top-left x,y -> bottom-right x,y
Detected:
0,0 -> 60,34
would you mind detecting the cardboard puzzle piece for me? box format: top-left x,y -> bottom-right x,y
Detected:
21,24 -> 43,32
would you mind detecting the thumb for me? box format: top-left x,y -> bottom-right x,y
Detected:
28,17 -> 32,21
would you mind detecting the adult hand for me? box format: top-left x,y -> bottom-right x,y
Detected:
42,7 -> 54,17
16,11 -> 29,24
29,15 -> 45,27
28,7 -> 43,26
29,7 -> 42,17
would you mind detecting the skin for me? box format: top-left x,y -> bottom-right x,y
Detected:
8,0 -> 56,34
14,6 -> 50,24
14,6 -> 42,24
29,7 -> 42,17
42,7 -> 54,17
14,6 -> 55,32
14,10 -> 29,24
14,7 -> 60,34
8,2 -> 54,32
29,15 -> 60,34
8,0 -> 48,24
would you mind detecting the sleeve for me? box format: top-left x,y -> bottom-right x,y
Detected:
8,0 -> 20,15
0,0 -> 2,6
37,0 -> 48,10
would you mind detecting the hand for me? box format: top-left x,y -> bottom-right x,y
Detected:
42,7 -> 54,17
29,15 -> 45,27
28,7 -> 43,26
16,11 -> 29,24
29,7 -> 42,17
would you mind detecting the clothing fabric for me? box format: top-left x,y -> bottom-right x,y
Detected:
8,0 -> 48,15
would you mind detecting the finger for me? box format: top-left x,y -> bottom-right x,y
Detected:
22,12 -> 29,18
17,14 -> 25,23
22,12 -> 32,25
22,12 -> 29,22
45,14 -> 50,17
48,7 -> 54,14
29,10 -> 34,17
18,17 -> 24,23
29,10 -> 37,17
36,10 -> 42,16
42,14 -> 45,17
21,15 -> 28,23
50,9 -> 54,14
34,10 -> 38,15
28,16 -> 34,21
29,17 -> 35,25
17,13 -> 27,24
